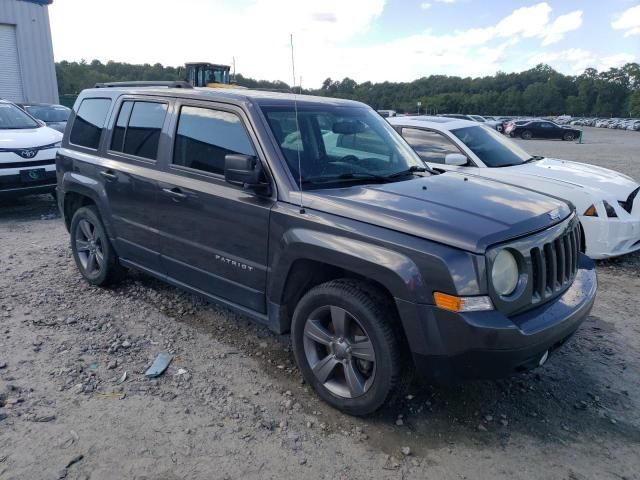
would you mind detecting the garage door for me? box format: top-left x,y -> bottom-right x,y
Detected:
0,24 -> 25,102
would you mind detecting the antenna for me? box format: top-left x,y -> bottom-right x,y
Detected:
232,56 -> 236,83
291,34 -> 305,214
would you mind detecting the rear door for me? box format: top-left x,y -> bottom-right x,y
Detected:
100,96 -> 172,272
155,101 -> 273,313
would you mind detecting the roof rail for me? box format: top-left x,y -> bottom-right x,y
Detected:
94,81 -> 193,89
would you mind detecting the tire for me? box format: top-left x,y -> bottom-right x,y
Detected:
520,130 -> 533,140
70,205 -> 124,286
291,279 -> 406,416
563,132 -> 575,141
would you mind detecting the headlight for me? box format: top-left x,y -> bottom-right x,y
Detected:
491,250 -> 518,296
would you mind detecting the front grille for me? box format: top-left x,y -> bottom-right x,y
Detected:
530,222 -> 581,304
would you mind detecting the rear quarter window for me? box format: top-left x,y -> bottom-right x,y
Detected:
69,98 -> 112,149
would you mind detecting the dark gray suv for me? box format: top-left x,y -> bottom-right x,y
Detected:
56,82 -> 597,415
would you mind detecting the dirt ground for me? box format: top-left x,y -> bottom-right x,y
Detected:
1,126 -> 639,480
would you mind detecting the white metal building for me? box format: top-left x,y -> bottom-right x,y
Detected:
0,0 -> 58,104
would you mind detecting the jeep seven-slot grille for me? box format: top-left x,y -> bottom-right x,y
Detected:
530,223 -> 581,304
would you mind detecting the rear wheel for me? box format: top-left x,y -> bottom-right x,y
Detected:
521,130 -> 533,140
70,206 -> 123,286
291,279 -> 406,416
562,132 -> 576,141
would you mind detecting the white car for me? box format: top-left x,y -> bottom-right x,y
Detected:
389,116 -> 640,259
0,99 -> 62,198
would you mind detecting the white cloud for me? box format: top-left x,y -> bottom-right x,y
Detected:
541,10 -> 583,46
599,53 -> 637,70
434,0 -> 456,3
528,49 -> 636,74
420,2 -> 432,9
612,5 -> 640,36
47,0 -> 616,87
528,49 -> 597,74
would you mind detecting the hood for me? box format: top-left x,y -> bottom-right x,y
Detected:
475,158 -> 639,210
0,126 -> 62,149
301,171 -> 571,254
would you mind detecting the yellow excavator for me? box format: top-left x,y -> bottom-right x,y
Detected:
184,62 -> 239,88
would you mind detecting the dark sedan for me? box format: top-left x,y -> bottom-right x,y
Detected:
17,103 -> 71,133
505,119 -> 580,141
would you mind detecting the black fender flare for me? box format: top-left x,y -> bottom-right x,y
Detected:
267,228 -> 425,305
61,171 -> 118,247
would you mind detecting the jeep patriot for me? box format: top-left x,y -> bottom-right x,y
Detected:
56,82 -> 597,415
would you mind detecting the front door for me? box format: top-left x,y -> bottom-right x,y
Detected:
155,102 -> 273,313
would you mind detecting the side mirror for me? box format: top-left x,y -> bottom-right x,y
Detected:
37,119 -> 46,127
224,154 -> 264,188
444,153 -> 468,166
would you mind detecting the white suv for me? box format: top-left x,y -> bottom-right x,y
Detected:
0,99 -> 62,198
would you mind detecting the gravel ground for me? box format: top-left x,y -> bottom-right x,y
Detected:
1,126 -> 639,479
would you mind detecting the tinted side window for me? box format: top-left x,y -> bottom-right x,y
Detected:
69,98 -> 112,149
402,128 -> 461,164
172,106 -> 255,175
111,101 -> 167,160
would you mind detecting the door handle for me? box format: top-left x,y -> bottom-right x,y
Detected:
162,187 -> 188,201
100,170 -> 117,181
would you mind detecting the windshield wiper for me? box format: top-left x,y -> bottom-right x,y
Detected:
384,165 -> 431,179
523,155 -> 544,163
300,172 -> 390,185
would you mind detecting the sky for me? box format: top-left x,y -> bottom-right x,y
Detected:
49,0 -> 640,87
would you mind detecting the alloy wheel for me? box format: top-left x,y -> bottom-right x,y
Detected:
74,218 -> 104,276
302,305 -> 376,398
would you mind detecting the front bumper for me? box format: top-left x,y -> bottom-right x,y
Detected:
396,254 -> 597,384
581,214 -> 640,259
0,159 -> 56,197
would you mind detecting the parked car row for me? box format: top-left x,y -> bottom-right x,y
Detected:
556,116 -> 640,131
438,113 -> 504,132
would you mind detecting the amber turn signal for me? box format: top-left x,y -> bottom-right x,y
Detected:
583,205 -> 598,217
433,292 -> 462,311
433,292 -> 493,312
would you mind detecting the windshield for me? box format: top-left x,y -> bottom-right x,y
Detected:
0,103 -> 39,129
25,105 -> 70,123
261,105 -> 427,188
451,125 -> 532,167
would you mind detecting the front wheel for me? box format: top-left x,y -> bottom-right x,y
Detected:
291,280 -> 406,416
563,132 -> 576,141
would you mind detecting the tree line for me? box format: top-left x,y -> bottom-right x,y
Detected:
56,60 -> 640,117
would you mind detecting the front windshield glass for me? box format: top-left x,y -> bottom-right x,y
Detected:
25,105 -> 70,123
0,103 -> 39,129
261,105 -> 427,188
451,125 -> 532,167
